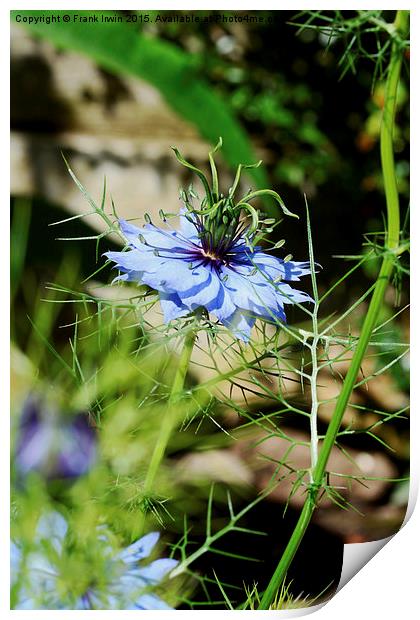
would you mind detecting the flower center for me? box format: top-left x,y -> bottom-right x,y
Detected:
201,249 -> 219,261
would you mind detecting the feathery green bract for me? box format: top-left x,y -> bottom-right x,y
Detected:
292,10 -> 409,86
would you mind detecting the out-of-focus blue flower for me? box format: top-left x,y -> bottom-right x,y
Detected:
14,398 -> 97,480
105,144 -> 313,341
105,214 -> 312,341
11,511 -> 178,610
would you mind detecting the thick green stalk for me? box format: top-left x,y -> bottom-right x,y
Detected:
259,10 -> 409,609
142,328 -> 196,501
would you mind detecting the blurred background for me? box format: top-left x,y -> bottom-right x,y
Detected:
11,10 -> 409,608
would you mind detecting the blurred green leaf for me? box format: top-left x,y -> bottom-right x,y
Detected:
12,10 -> 272,204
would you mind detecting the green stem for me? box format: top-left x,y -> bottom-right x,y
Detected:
307,197 -> 320,481
142,328 -> 196,503
258,10 -> 409,609
309,325 -> 319,480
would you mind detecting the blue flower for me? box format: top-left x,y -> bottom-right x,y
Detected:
105,144 -> 314,341
105,212 -> 313,341
14,398 -> 97,480
11,512 -> 178,610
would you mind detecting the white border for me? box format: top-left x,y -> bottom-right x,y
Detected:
4,2 -> 417,618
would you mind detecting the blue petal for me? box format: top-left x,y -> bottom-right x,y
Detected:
120,219 -> 189,253
140,223 -> 196,252
222,268 -> 281,319
75,595 -> 91,610
105,249 -> 162,274
107,214 -> 314,341
57,415 -> 97,477
110,272 -> 131,283
149,260 -> 209,294
207,279 -> 237,321
159,292 -> 190,322
179,270 -> 235,320
10,542 -> 22,584
221,267 -> 257,311
36,512 -> 68,551
179,208 -> 200,242
119,219 -> 144,249
118,532 -> 160,564
120,217 -> 201,258
15,597 -> 38,610
107,249 -> 209,295
222,310 -> 256,342
221,266 -> 308,327
117,570 -> 149,596
16,424 -> 55,474
136,558 -> 178,584
133,593 -> 174,610
252,254 -> 312,281
105,249 -> 175,291
26,551 -> 58,578
276,283 -> 314,305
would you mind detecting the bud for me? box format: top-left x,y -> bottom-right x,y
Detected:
170,141 -> 296,262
